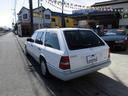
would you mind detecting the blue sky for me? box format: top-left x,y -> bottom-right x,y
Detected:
0,0 -> 108,28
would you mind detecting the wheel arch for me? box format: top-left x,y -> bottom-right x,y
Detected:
39,55 -> 46,64
39,54 -> 51,76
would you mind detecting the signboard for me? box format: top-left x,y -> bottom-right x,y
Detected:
72,9 -> 95,14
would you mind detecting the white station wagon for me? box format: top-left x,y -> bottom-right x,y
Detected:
25,28 -> 111,81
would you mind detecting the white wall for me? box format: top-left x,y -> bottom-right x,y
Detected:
44,10 -> 51,24
18,9 -> 30,24
33,8 -> 51,26
103,3 -> 128,26
111,3 -> 128,26
33,7 -> 44,24
18,7 -> 51,27
110,3 -> 128,10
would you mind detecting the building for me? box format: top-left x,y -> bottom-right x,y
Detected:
92,0 -> 128,29
33,7 -> 51,28
51,12 -> 75,28
17,6 -> 51,36
17,7 -> 30,36
17,6 -> 75,36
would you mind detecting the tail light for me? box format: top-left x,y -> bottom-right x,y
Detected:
108,48 -> 110,58
59,56 -> 70,70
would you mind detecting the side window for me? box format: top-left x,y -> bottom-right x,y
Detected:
35,32 -> 44,45
40,32 -> 45,43
44,32 -> 60,50
31,31 -> 38,40
36,32 -> 44,41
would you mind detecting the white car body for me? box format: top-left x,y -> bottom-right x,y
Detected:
25,28 -> 111,81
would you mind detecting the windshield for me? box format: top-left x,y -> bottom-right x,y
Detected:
64,30 -> 105,50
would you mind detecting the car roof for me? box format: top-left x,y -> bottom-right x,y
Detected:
36,28 -> 92,32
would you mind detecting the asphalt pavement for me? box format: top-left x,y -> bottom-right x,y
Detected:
0,32 -> 128,96
0,32 -> 51,96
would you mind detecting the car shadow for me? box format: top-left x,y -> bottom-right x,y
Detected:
26,55 -> 128,96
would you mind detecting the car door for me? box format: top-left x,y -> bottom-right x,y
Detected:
27,31 -> 38,56
32,31 -> 44,62
43,31 -> 62,68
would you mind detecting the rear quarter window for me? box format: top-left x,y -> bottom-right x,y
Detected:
44,32 -> 60,50
64,30 -> 105,50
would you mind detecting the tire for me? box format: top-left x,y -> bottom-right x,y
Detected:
40,59 -> 50,77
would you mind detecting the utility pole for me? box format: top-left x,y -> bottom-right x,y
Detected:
29,0 -> 34,35
12,0 -> 17,34
38,0 -> 41,29
38,0 -> 40,8
40,3 -> 44,28
61,0 -> 65,27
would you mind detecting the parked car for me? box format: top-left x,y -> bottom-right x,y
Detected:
25,28 -> 111,81
101,29 -> 128,51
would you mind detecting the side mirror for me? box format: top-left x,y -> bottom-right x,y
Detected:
35,40 -> 43,45
27,38 -> 34,42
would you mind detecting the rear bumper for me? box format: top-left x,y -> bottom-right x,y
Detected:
48,60 -> 111,81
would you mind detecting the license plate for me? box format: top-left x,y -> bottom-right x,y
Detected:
86,54 -> 97,64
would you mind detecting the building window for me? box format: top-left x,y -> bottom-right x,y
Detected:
52,18 -> 56,22
44,32 -> 60,50
45,14 -> 50,19
23,14 -> 28,19
18,16 -> 22,21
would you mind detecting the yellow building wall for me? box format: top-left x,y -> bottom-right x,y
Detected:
51,16 -> 75,28
51,16 -> 62,27
65,17 -> 74,27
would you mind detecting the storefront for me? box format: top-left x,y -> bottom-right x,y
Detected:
71,9 -> 120,29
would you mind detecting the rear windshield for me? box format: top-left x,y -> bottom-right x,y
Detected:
64,30 -> 105,50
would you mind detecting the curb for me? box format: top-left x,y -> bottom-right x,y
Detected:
0,32 -> 10,36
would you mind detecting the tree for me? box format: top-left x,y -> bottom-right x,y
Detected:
0,27 -> 4,31
14,23 -> 18,31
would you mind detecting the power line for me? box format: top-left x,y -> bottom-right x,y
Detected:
22,0 -> 26,7
13,0 -> 17,24
42,0 -> 72,12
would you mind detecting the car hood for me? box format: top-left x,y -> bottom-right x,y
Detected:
101,35 -> 126,41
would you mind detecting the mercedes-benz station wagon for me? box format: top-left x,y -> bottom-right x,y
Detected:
25,28 -> 111,81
